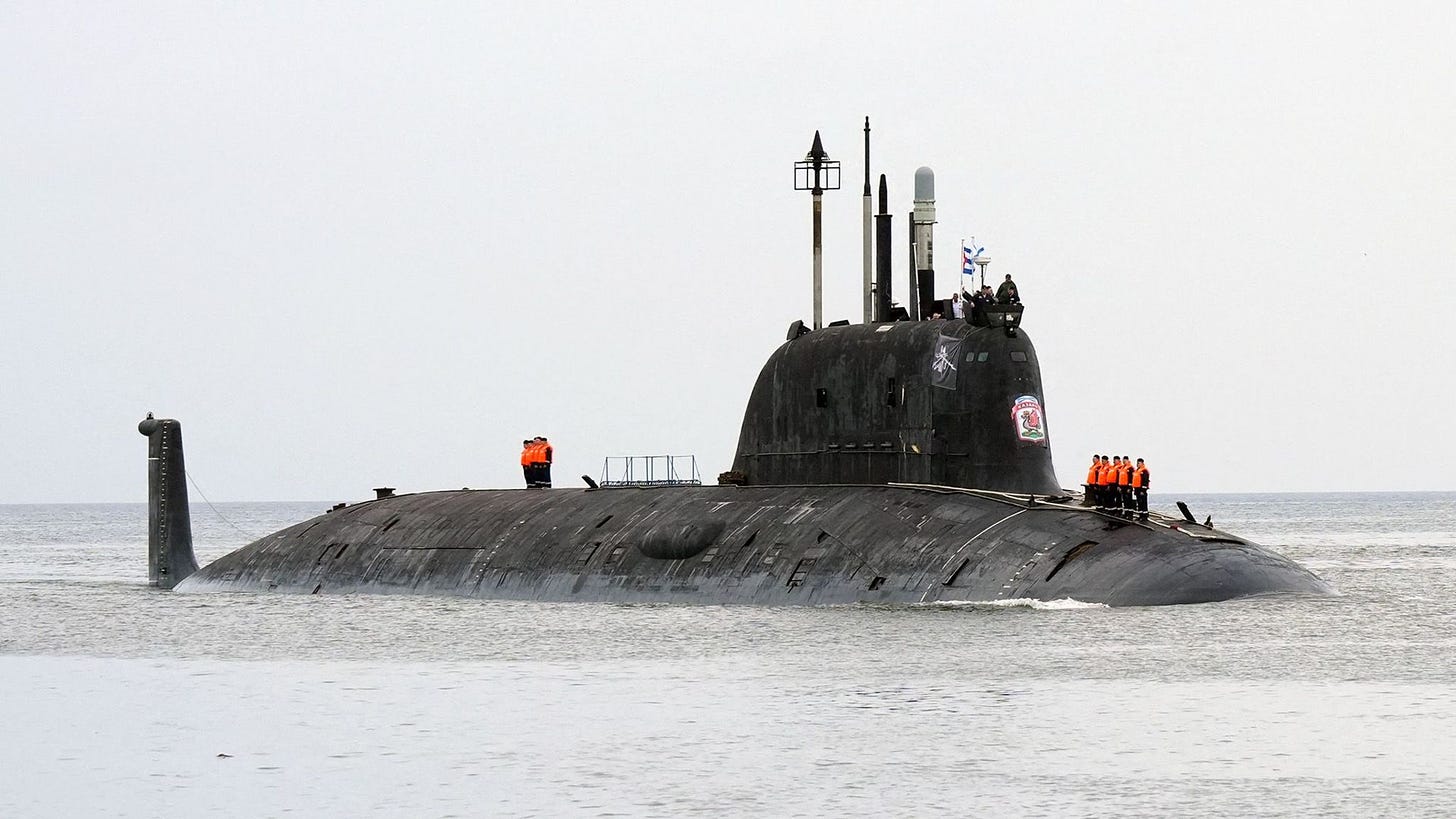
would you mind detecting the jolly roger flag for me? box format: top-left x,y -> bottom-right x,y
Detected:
929,334 -> 962,390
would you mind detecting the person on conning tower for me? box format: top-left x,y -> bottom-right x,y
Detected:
996,273 -> 1020,305
969,286 -> 991,323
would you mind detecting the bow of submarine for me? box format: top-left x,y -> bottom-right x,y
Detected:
1009,517 -> 1333,607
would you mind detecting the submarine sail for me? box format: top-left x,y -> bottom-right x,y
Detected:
730,314 -> 1054,493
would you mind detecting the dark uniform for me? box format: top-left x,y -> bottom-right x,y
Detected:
1132,459 -> 1151,520
970,288 -> 991,322
1119,455 -> 1133,516
1110,456 -> 1123,510
521,440 -> 534,488
995,274 -> 1020,304
538,437 -> 553,488
1097,455 -> 1115,509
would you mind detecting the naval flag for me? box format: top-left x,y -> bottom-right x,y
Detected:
962,242 -> 983,278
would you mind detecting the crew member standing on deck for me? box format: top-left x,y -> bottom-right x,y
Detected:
1132,458 -> 1151,521
1112,451 -> 1124,510
1087,454 -> 1102,505
1098,455 -> 1115,509
1118,454 -> 1133,516
520,439 -> 534,488
530,438 -> 549,488
537,436 -> 554,488
528,438 -> 544,487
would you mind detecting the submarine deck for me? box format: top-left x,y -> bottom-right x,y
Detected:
180,483 -> 1331,607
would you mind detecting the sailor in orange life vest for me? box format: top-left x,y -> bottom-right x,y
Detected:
1105,455 -> 1118,512
520,439 -> 534,488
1086,454 -> 1102,506
1115,455 -> 1129,513
1110,455 -> 1124,510
524,438 -> 549,488
1118,454 -> 1134,516
1132,458 -> 1151,521
1094,454 -> 1106,507
534,436 -> 553,489
1097,455 -> 1116,509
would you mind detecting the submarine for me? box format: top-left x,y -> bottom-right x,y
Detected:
139,125 -> 1331,607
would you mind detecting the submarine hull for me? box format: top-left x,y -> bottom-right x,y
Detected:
179,486 -> 1331,607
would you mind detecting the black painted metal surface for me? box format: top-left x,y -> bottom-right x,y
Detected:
177,485 -> 1330,606
874,174 -> 892,322
138,416 -> 199,589
731,320 -> 1060,494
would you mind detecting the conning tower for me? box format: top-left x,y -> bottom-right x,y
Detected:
731,307 -> 1057,494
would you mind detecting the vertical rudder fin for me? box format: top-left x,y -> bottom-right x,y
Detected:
138,414 -> 199,588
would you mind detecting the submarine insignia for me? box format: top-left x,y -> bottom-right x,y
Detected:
930,334 -> 961,389
1013,395 -> 1047,443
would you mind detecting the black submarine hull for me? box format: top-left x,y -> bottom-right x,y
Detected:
178,485 -> 1330,606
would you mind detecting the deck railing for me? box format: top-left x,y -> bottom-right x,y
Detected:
599,455 -> 702,487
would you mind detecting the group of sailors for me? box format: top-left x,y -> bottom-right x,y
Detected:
947,274 -> 1021,320
520,437 -> 553,488
1086,454 -> 1151,520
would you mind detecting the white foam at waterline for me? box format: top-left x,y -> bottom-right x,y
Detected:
923,597 -> 1108,611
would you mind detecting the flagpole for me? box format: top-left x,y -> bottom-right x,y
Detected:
960,237 -> 966,296
862,118 -> 872,324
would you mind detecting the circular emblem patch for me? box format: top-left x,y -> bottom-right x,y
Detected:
1012,395 -> 1047,444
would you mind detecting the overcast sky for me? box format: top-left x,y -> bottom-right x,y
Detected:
4,2 -> 1454,503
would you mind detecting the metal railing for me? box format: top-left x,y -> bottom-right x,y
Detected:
599,455 -> 702,487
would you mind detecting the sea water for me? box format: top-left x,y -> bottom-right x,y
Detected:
2,493 -> 1453,817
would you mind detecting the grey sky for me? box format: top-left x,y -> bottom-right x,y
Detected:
4,2 -> 1454,503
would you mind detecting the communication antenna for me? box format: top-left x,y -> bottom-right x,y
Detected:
794,131 -> 841,331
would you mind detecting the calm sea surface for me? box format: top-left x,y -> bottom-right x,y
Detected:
2,493 -> 1454,817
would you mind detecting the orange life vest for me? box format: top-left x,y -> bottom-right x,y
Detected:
520,446 -> 533,466
541,443 -> 553,464
1099,461 -> 1115,485
1117,462 -> 1131,486
1133,465 -> 1149,488
1087,461 -> 1100,485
